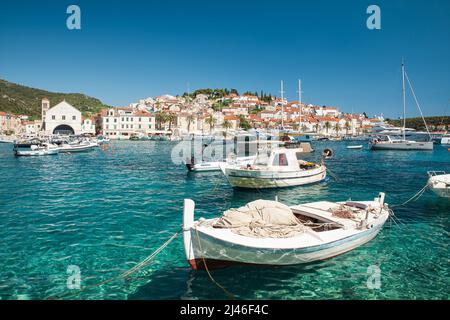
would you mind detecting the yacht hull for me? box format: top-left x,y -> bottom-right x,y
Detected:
370,141 -> 433,150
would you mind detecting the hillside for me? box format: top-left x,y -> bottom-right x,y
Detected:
0,79 -> 110,119
386,116 -> 450,130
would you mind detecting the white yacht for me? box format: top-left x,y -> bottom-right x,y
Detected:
370,60 -> 433,151
370,135 -> 433,150
220,146 -> 326,189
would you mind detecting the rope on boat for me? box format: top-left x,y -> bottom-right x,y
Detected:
48,228 -> 182,300
195,228 -> 236,300
326,167 -> 339,182
391,183 -> 429,208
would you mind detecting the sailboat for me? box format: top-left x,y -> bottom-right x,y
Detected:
370,60 -> 433,151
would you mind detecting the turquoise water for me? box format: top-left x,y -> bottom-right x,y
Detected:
0,141 -> 449,300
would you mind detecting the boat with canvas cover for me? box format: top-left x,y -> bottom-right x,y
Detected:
182,192 -> 389,269
427,171 -> 450,198
220,146 -> 326,188
370,59 -> 433,151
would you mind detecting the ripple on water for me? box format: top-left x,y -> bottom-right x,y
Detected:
0,141 -> 449,299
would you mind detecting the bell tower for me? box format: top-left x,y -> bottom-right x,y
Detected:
41,97 -> 50,130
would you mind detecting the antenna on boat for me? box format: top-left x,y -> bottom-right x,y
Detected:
401,57 -> 407,141
297,79 -> 302,133
280,80 -> 285,130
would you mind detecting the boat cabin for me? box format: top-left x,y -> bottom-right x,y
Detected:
251,147 -> 318,171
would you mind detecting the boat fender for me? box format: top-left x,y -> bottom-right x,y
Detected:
322,148 -> 333,159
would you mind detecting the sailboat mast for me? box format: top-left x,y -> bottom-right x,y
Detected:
402,58 -> 406,141
298,79 -> 302,132
280,80 -> 284,129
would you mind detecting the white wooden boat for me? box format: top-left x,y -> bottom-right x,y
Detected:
13,141 -> 59,156
370,60 -> 433,151
427,171 -> 450,198
220,147 -> 326,188
183,193 -> 389,269
346,145 -> 363,149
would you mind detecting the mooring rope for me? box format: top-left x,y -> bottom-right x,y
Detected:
391,183 -> 429,208
194,228 -> 236,299
48,227 -> 182,300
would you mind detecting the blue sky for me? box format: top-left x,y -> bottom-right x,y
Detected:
0,0 -> 449,118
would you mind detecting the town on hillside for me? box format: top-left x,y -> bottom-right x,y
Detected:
0,90 -> 448,139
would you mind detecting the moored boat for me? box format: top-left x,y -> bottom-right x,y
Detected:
13,140 -> 59,156
347,145 -> 363,149
182,192 -> 389,269
427,171 -> 450,198
220,147 -> 326,188
370,59 -> 433,151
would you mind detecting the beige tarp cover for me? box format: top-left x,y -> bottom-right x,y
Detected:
212,200 -> 309,238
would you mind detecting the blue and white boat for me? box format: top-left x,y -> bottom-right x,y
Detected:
183,193 -> 389,269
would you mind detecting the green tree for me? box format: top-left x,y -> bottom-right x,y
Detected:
222,119 -> 232,137
325,121 -> 331,134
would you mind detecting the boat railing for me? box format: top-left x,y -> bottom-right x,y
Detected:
427,171 -> 446,177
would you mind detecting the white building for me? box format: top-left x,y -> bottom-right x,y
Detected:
43,99 -> 83,135
102,108 -> 156,139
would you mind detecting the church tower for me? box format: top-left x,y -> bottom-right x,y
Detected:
41,97 -> 50,130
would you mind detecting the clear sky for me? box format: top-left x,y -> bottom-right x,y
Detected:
0,0 -> 449,118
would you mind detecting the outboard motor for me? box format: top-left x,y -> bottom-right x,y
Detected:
185,156 -> 195,171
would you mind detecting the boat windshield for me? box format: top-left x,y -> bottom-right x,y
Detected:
253,150 -> 270,165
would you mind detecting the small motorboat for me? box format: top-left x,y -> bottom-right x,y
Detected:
13,140 -> 59,156
185,155 -> 256,172
57,140 -> 96,153
220,147 -> 326,189
347,145 -> 363,149
427,171 -> 450,198
182,192 -> 389,269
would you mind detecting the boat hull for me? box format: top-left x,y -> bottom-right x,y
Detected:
224,166 -> 326,189
57,145 -> 95,153
14,149 -> 59,156
370,141 -> 433,150
188,221 -> 385,269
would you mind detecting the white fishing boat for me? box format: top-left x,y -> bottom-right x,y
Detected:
13,141 -> 59,156
182,192 -> 389,269
370,59 -> 433,151
427,171 -> 450,198
220,147 -> 326,188
346,145 -> 363,149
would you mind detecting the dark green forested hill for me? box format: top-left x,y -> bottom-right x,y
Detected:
386,116 -> 450,130
0,79 -> 110,119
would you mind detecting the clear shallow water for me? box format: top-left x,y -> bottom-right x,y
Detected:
0,141 -> 449,300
